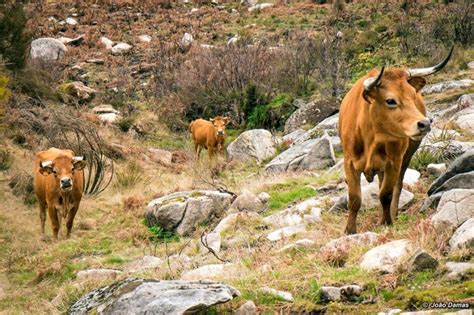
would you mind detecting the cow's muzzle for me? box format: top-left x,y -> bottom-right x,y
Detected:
60,177 -> 73,191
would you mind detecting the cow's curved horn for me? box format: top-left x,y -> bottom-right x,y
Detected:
406,46 -> 453,78
73,156 -> 84,162
363,66 -> 385,91
40,160 -> 53,168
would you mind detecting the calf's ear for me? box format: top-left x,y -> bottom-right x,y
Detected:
73,157 -> 86,171
224,117 -> 231,125
39,160 -> 54,175
408,77 -> 426,92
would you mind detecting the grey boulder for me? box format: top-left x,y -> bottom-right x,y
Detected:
146,190 -> 234,236
449,218 -> 474,253
69,278 -> 240,315
265,137 -> 335,173
227,129 -> 277,163
428,149 -> 474,195
284,98 -> 338,134
430,189 -> 474,229
30,38 -> 67,61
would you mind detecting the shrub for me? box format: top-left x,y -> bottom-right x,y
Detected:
9,172 -> 36,205
143,218 -> 180,243
117,116 -> 135,133
0,148 -> 13,171
0,0 -> 31,70
247,94 -> 294,130
114,161 -> 144,189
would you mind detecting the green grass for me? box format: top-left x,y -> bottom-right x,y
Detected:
267,186 -> 316,213
114,161 -> 145,190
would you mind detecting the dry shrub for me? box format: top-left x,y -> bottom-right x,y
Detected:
122,195 -> 145,212
8,171 -> 36,205
406,219 -> 452,256
320,247 -> 349,267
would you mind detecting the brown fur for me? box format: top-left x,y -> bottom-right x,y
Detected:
189,116 -> 230,159
339,68 -> 428,234
34,148 -> 86,240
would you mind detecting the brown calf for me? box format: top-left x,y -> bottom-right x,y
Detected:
189,116 -> 230,159
34,147 -> 86,240
339,48 -> 452,234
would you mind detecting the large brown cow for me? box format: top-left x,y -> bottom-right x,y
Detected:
189,116 -> 230,159
339,48 -> 453,234
34,148 -> 86,240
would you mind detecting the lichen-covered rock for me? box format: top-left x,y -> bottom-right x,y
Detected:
422,79 -> 474,95
146,190 -> 234,236
449,218 -> 474,253
199,232 -> 222,254
284,98 -> 338,134
428,150 -> 474,195
320,232 -> 379,253
267,224 -> 306,241
265,137 -> 335,172
30,38 -> 67,61
405,249 -> 438,273
235,300 -> 257,315
360,240 -> 414,274
229,191 -> 266,213
431,189 -> 474,229
227,129 -> 277,163
60,81 -> 96,103
69,278 -> 240,315
445,262 -> 474,280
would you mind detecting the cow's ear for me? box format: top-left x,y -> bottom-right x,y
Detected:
408,77 -> 426,92
73,157 -> 86,171
39,161 -> 54,175
362,89 -> 376,103
224,117 -> 231,125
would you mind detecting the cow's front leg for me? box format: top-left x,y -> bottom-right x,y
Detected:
344,160 -> 362,234
47,203 -> 60,240
66,204 -> 79,238
379,159 -> 402,226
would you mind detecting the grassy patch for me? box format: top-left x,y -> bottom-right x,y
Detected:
267,186 -> 316,214
114,161 -> 145,190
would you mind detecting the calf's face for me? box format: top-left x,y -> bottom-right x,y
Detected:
40,156 -> 86,192
365,71 -> 430,141
210,116 -> 230,138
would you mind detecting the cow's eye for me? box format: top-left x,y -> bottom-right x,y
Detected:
386,98 -> 397,107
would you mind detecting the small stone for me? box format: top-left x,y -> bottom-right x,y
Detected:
100,36 -> 114,50
138,35 -> 152,43
449,218 -> 474,253
360,239 -> 414,274
111,42 -> 132,55
278,238 -> 315,252
406,249 -> 438,273
259,287 -> 293,302
128,255 -> 164,273
65,17 -> 78,25
320,286 -> 341,301
445,261 -> 474,280
199,232 -> 221,254
427,163 -> 447,177
76,269 -> 122,282
258,192 -> 270,204
235,301 -> 257,315
267,224 -> 306,241
180,263 -> 240,281
181,32 -> 193,47
86,58 -> 105,65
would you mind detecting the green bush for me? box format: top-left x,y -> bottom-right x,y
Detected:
247,94 -> 294,130
117,116 -> 135,133
0,0 -> 31,70
143,219 -> 180,243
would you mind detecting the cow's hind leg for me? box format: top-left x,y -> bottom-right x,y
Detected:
344,161 -> 362,234
47,204 -> 60,240
39,202 -> 47,240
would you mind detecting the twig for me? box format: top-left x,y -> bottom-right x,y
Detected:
200,231 -> 229,263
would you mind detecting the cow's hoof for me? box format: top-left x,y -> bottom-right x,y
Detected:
344,226 -> 357,235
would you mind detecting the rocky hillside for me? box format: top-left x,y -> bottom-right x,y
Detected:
1,0 -> 474,314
